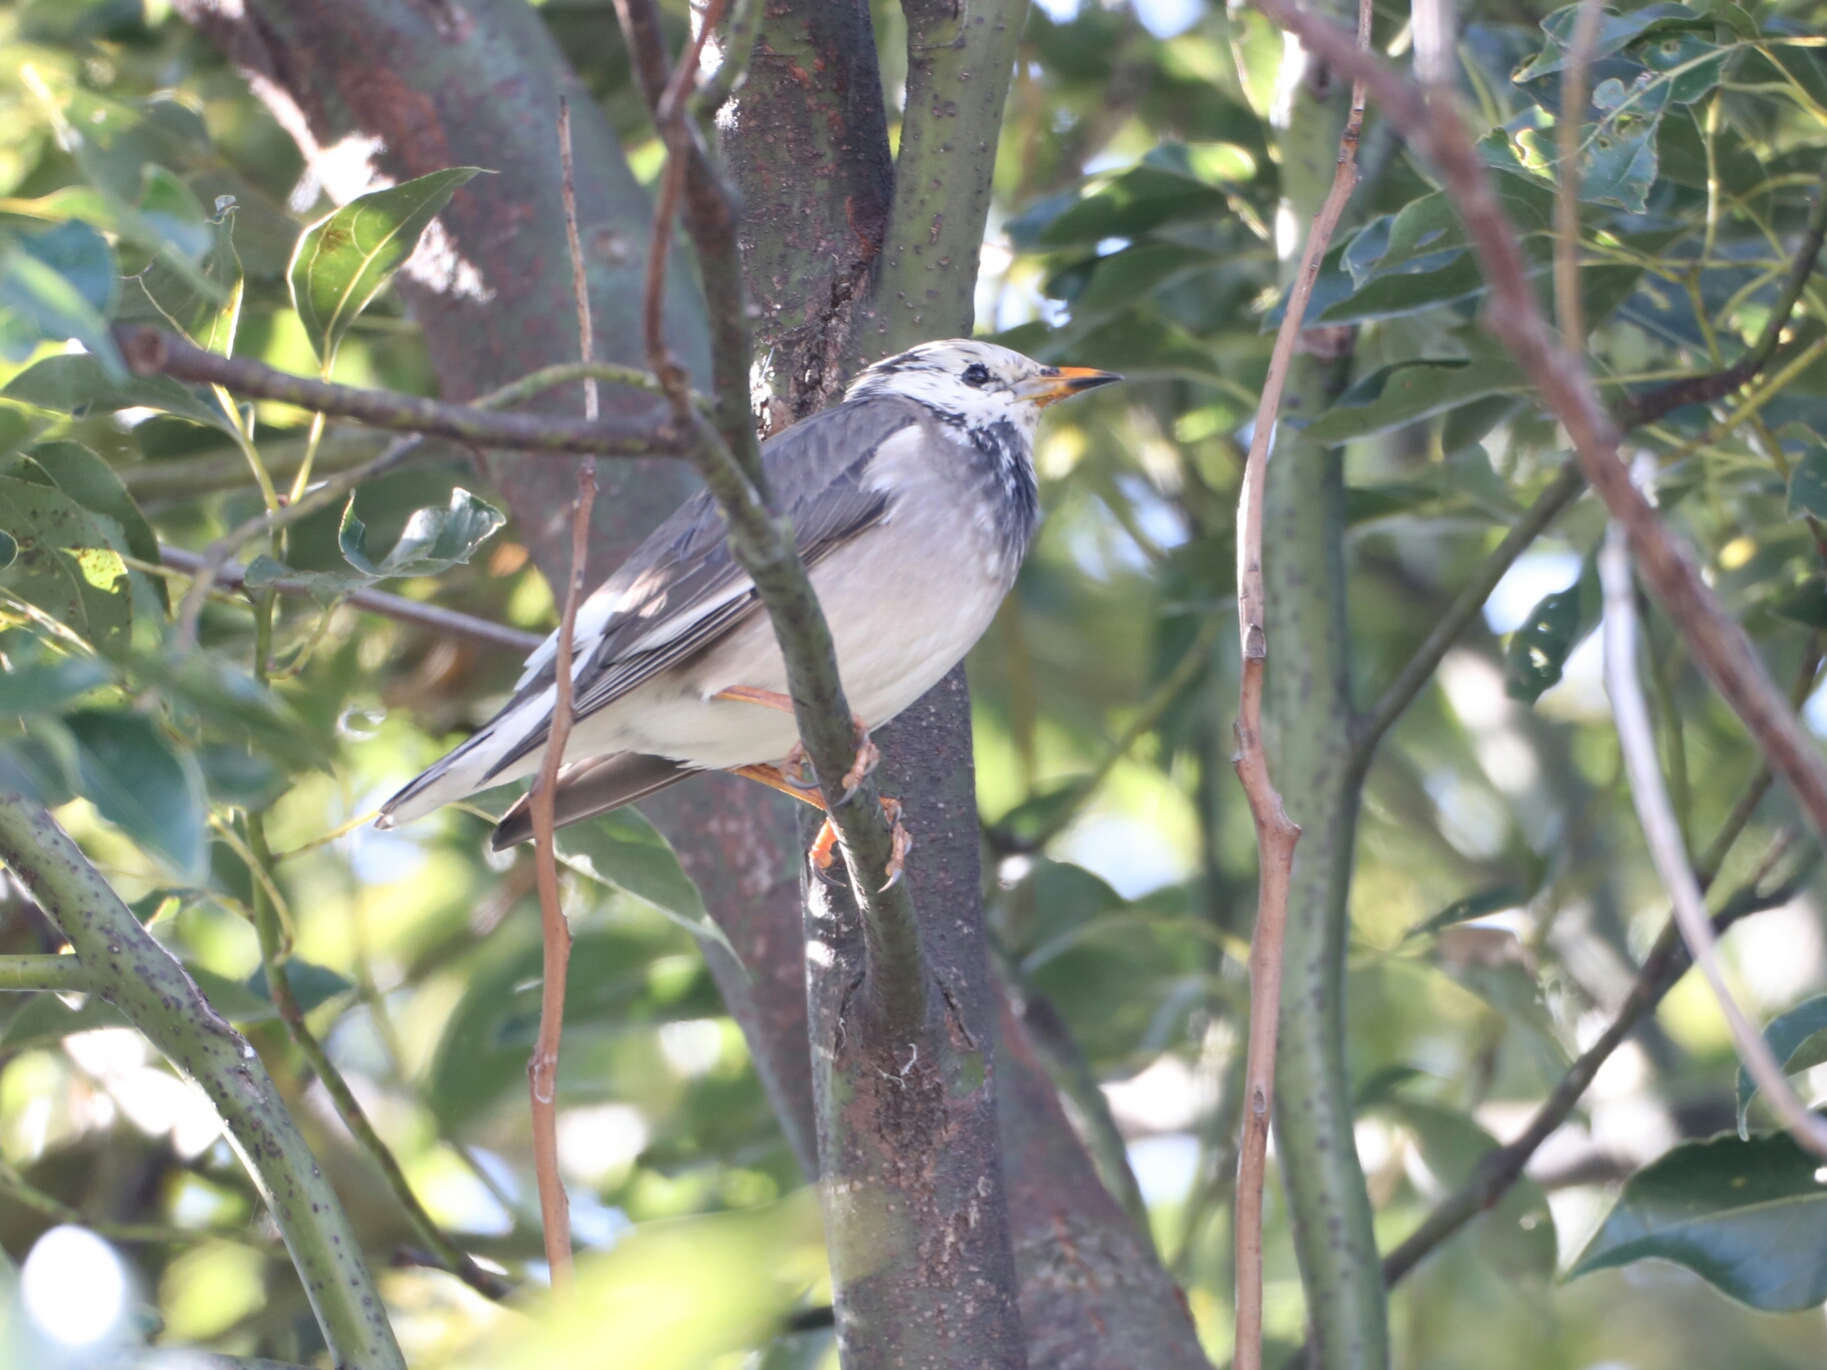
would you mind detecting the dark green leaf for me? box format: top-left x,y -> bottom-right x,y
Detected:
243,554 -> 367,607
1514,4 -> 1706,82
245,960 -> 355,1015
195,743 -> 289,811
0,531 -> 14,570
1308,352 -> 1529,446
185,965 -> 285,1022
1569,1120 -> 1827,1310
0,237 -> 124,376
1505,587 -> 1585,703
556,809 -> 735,960
0,656 -> 111,717
1772,577 -> 1827,629
0,474 -> 133,654
3,354 -> 234,433
1407,884 -> 1527,939
289,167 -> 486,363
127,652 -> 320,773
1026,150 -> 1235,248
1788,445 -> 1827,519
337,487 -> 504,580
1737,994 -> 1827,1133
65,709 -> 208,882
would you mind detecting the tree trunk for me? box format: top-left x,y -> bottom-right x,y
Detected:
178,2 -> 1208,1365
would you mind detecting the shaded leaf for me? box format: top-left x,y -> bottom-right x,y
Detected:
65,710 -> 208,882
1505,587 -> 1584,703
242,554 -> 367,608
289,168 -> 486,364
1308,351 -> 1529,446
127,652 -> 320,773
3,354 -> 234,433
0,656 -> 111,717
195,743 -> 289,811
0,992 -> 131,1052
131,201 -> 243,358
337,487 -> 504,580
244,960 -> 355,1015
1569,1119 -> 1827,1310
1788,445 -> 1827,519
1737,994 -> 1827,1134
556,809 -> 736,961
23,440 -> 166,612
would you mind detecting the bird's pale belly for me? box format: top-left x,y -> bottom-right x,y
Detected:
564,526 -> 1011,772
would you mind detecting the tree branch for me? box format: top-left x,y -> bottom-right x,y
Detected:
1252,0 -> 1827,877
115,325 -> 681,458
1352,462 -> 1586,773
1619,163 -> 1827,428
0,796 -> 405,1370
0,953 -> 89,992
156,544 -> 543,655
1601,512 -> 1827,1157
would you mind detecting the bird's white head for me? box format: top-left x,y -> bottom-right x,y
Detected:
845,339 -> 1119,440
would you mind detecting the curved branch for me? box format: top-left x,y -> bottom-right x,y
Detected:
0,796 -> 405,1370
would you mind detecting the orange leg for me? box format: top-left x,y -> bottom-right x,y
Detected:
714,685 -> 879,800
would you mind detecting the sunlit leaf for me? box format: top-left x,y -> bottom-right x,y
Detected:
289,167 -> 486,364
337,487 -> 504,580
65,709 -> 208,882
0,474 -> 133,654
3,353 -> 235,433
131,200 -> 244,358
22,440 -> 166,611
1569,1119 -> 1827,1310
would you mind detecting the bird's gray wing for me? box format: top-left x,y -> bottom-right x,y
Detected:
478,394 -> 933,782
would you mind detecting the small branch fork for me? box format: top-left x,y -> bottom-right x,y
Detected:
1230,6 -> 1369,1368
1249,0 -> 1827,940
1601,507 -> 1827,1158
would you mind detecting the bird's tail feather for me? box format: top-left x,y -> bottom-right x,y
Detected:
490,751 -> 694,850
376,692 -> 555,827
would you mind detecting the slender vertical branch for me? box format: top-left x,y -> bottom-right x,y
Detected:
1601,513 -> 1827,1158
1553,0 -> 1605,351
0,797 -> 405,1370
1232,7 -> 1368,1366
559,97 -> 599,423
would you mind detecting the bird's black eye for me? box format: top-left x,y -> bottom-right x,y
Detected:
961,362 -> 992,387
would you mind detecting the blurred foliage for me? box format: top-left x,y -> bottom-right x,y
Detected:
0,1 -> 1825,1368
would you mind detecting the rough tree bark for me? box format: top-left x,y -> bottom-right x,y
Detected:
176,2 -> 1207,1365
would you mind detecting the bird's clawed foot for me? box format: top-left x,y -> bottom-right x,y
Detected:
810,796 -> 911,892
715,685 -> 877,804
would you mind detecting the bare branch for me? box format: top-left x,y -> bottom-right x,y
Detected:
525,463 -> 595,1293
1232,4 -> 1368,1364
156,543 -> 541,654
116,325 -> 681,457
1554,0 -> 1606,353
1601,510 -> 1827,1158
0,953 -> 89,992
559,96 -> 598,424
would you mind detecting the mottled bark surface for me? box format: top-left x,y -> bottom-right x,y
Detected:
722,0 -> 894,421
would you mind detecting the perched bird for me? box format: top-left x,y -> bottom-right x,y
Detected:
376,339 -> 1118,873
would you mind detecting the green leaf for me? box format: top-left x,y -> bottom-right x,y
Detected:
1307,349 -> 1530,446
245,960 -> 355,1015
0,474 -> 133,655
184,965 -> 285,1022
131,201 -> 243,358
0,531 -> 15,570
0,235 -> 124,376
1788,445 -> 1827,519
288,167 -> 486,364
242,554 -> 367,608
1569,1119 -> 1827,1311
65,709 -> 208,882
1737,994 -> 1827,1134
1017,148 -> 1236,248
0,656 -> 111,717
1505,586 -> 1585,703
195,743 -> 289,811
3,354 -> 235,434
1386,1098 -> 1557,1280
1772,577 -> 1827,629
0,992 -> 132,1052
23,441 -> 166,611
1406,883 -> 1527,939
337,487 -> 504,579
1513,4 -> 1706,83
127,652 -> 321,773
555,809 -> 737,962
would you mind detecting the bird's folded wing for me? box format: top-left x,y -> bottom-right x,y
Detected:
478,395 -> 935,782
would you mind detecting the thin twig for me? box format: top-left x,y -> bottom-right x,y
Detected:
558,97 -> 598,424
524,451 -> 597,1298
1353,462 -> 1586,773
0,1158 -> 272,1250
157,544 -> 542,654
169,435 -> 422,653
1601,503 -> 1827,1158
1252,0 -> 1827,893
0,953 -> 89,992
1554,0 -> 1606,352
116,326 -> 681,457
1621,162 -> 1827,427
1231,5 -> 1369,1365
